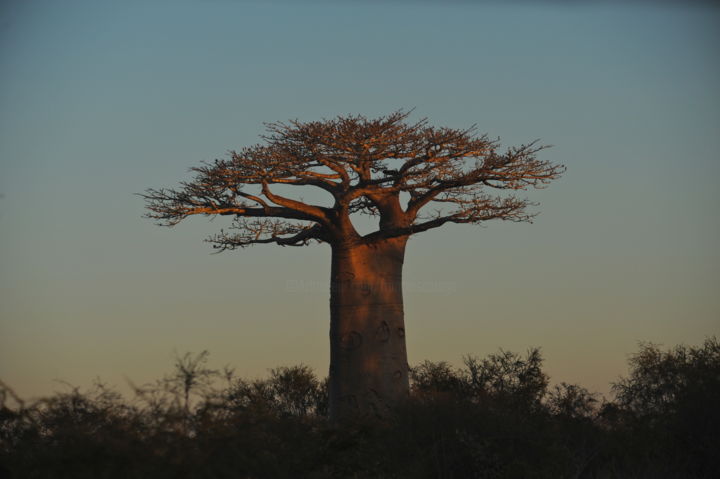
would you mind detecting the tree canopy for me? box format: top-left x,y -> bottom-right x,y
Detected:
142,111 -> 564,250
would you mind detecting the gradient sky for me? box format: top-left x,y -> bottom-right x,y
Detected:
1,0 -> 718,400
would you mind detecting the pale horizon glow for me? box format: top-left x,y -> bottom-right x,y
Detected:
1,0 -> 718,400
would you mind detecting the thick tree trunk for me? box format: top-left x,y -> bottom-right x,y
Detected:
328,237 -> 410,422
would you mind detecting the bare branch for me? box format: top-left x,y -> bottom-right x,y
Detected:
260,181 -> 332,225
208,219 -> 325,250
363,194 -> 534,242
141,187 -> 317,226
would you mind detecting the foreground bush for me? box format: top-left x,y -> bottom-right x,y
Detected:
1,339 -> 718,478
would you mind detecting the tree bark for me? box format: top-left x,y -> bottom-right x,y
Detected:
328,237 -> 410,422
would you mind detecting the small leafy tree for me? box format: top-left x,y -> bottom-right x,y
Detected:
609,337 -> 720,476
165,350 -> 218,414
463,348 -> 549,408
547,383 -> 598,419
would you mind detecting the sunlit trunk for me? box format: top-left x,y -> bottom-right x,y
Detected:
328,237 -> 410,422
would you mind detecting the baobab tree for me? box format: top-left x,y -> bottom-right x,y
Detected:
142,111 -> 564,421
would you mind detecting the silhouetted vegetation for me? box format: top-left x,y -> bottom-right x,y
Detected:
1,338 -> 718,478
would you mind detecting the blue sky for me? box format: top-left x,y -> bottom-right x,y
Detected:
1,0 -> 718,399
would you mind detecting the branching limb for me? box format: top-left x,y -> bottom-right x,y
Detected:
141,187 -> 318,226
260,181 -> 332,226
348,196 -> 379,216
405,142 -> 562,219
208,219 -> 326,250
363,194 -> 533,242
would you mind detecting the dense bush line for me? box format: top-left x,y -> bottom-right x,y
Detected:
1,338 -> 718,478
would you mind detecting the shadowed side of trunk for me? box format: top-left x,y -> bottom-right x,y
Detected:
328,237 -> 410,421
